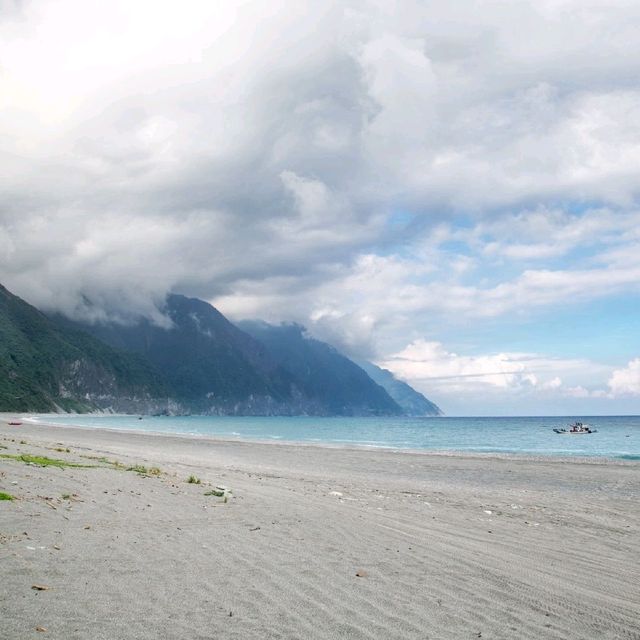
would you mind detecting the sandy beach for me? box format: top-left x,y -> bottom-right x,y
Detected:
1,417 -> 638,639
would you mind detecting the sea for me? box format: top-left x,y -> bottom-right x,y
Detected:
27,414 -> 640,460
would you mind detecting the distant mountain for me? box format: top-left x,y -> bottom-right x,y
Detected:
3,284 -> 436,417
66,297 -> 404,416
239,321 -> 403,416
0,284 -> 168,413
58,294 -> 306,415
357,361 -> 442,416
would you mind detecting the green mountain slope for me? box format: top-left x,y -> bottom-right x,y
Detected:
5,285 -> 427,417
0,284 -> 168,412
239,321 -> 403,416
67,300 -> 404,416
62,294 -> 301,414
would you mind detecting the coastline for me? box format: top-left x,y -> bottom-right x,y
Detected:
9,413 -> 640,465
2,417 -> 639,639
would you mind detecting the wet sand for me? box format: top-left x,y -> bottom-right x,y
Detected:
1,418 -> 639,639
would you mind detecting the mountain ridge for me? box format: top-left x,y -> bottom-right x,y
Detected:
1,282 -> 440,416
356,360 -> 442,416
60,295 -> 406,416
238,320 -> 404,416
0,283 -> 169,413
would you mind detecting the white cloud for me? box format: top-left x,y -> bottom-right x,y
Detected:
375,339 -> 615,411
542,377 -> 563,390
607,359 -> 640,397
215,214 -> 640,360
564,385 -> 590,398
474,207 -> 640,261
378,340 -> 538,391
3,2 -> 640,320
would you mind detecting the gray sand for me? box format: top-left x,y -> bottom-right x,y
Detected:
1,418 -> 639,639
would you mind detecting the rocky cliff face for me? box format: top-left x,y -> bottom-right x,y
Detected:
62,296 -> 404,416
238,321 -> 403,416
2,283 -> 436,416
62,294 -> 304,415
0,284 -> 168,413
356,361 -> 442,416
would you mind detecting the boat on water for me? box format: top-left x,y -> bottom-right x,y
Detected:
553,421 -> 597,434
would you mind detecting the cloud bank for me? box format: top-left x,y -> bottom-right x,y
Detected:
2,1 -> 640,412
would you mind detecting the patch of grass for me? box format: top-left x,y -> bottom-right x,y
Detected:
0,453 -> 93,469
204,489 -> 225,497
82,455 -> 110,462
187,475 -> 201,484
127,464 -> 148,474
126,464 -> 162,476
61,493 -> 71,500
0,491 -> 15,500
82,455 -> 126,470
78,456 -> 160,475
53,447 -> 71,453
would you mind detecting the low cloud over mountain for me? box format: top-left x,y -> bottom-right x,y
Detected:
2,1 -> 640,413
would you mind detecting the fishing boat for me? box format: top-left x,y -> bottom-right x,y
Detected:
553,421 -> 597,434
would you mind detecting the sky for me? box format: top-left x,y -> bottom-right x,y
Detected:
1,0 -> 640,415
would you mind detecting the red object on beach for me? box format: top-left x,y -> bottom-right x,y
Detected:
8,421 -> 22,426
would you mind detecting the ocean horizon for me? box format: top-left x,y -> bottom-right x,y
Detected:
27,414 -> 640,460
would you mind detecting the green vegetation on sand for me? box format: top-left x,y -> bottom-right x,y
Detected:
204,489 -> 225,497
0,453 -> 93,468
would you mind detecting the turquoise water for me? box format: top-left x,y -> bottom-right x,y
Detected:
29,414 -> 640,459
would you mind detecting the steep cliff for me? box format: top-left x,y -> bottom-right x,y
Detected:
357,361 -> 442,416
239,321 -> 403,416
0,284 -> 168,412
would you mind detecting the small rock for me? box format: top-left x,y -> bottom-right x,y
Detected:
32,585 -> 49,591
355,570 -> 367,578
35,626 -> 47,632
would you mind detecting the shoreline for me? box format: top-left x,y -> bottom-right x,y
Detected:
7,413 -> 638,466
2,416 -> 639,639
